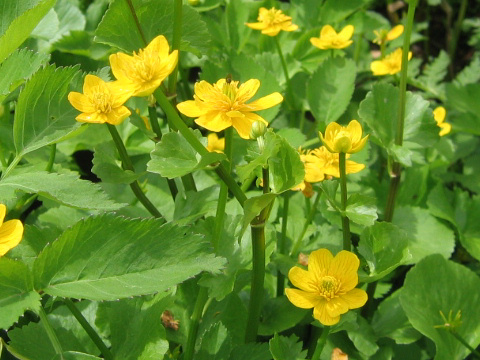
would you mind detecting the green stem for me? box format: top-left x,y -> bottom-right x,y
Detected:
380,40 -> 386,59
273,36 -> 294,113
106,124 -> 164,220
339,153 -> 351,251
290,191 -> 321,256
448,0 -> 467,74
125,0 -> 147,45
168,0 -> 183,97
361,281 -> 377,318
213,128 -> 233,251
154,89 -> 247,207
245,167 -> 270,343
384,0 -> 417,223
311,327 -> 330,360
1,155 -> 21,180
353,34 -> 363,63
46,144 -> 56,172
449,331 -> 480,359
276,192 -> 290,297
184,286 -> 208,360
63,299 -> 113,360
38,307 -> 63,357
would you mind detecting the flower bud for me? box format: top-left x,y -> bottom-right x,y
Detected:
188,0 -> 199,5
250,121 -> 267,140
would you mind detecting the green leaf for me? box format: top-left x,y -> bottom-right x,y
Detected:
173,188 -> 218,225
358,222 -> 410,282
400,255 -> 480,360
50,0 -> 86,43
0,48 -> 49,97
446,82 -> 480,116
358,83 -> 438,151
347,317 -> 379,357
345,194 -> 378,226
0,258 -> 40,330
454,54 -> 480,87
0,171 -> 124,211
371,290 -> 422,344
13,64 -> 82,157
92,141 -> 139,184
0,0 -> 56,64
319,0 -> 369,24
258,297 -> 307,336
96,295 -> 170,359
393,206 -> 455,264
241,193 -> 276,236
417,50 -> 449,98
387,144 -> 413,167
307,57 -> 356,126
95,0 -> 210,57
197,322 -> 232,360
33,214 -> 225,300
269,334 -> 307,360
230,343 -> 272,360
147,131 -> 225,179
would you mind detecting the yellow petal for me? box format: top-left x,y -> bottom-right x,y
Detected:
285,288 -> 320,309
320,25 -> 336,37
246,22 -> 267,30
177,100 -> 207,117
342,288 -> 368,309
345,160 -> 365,174
145,35 -> 170,59
247,92 -> 283,111
226,110 -> 245,118
230,113 -> 258,139
433,106 -> 446,124
350,134 -> 369,153
439,122 -> 451,136
109,53 -> 134,83
288,266 -> 317,292
328,250 -> 360,291
313,300 -> 340,325
285,24 -> 298,32
370,60 -> 390,76
76,112 -> 107,124
346,120 -> 362,143
0,219 -> 24,256
194,81 -> 217,102
83,74 -> 104,95
68,92 -> 95,113
387,25 -> 404,41
262,26 -> 281,37
133,78 -> 163,97
338,25 -> 354,41
325,297 -> 350,317
195,111 -> 232,133
107,81 -> 135,107
105,106 -> 131,125
309,248 -> 333,280
0,204 -> 5,226
236,79 -> 260,103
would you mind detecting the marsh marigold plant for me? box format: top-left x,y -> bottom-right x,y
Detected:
310,25 -> 354,50
68,75 -> 133,125
320,120 -> 369,154
0,204 -> 24,256
177,78 -> 283,139
371,48 -> 412,76
246,7 -> 298,36
285,248 -> 368,325
109,35 -> 178,97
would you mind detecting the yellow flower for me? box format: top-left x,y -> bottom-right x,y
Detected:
206,133 -> 225,153
68,75 -> 133,125
0,204 -> 24,257
246,7 -> 298,37
285,248 -> 368,326
176,77 -> 283,139
292,147 -> 365,193
310,25 -> 354,50
370,48 -> 412,76
373,25 -> 404,45
433,106 -> 451,136
109,35 -> 178,97
319,120 -> 369,154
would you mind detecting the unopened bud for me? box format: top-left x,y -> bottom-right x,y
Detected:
250,121 -> 267,140
188,0 -> 199,5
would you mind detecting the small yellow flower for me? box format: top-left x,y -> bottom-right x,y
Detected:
177,77 -> 283,139
109,35 -> 178,97
206,133 -> 225,153
310,25 -> 354,50
373,25 -> 404,45
0,204 -> 24,257
246,7 -> 298,37
319,120 -> 369,154
433,106 -> 451,136
370,48 -> 412,76
286,248 -> 368,326
68,75 -> 133,125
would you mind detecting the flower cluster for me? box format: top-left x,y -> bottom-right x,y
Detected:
0,204 -> 24,257
69,35 -> 178,125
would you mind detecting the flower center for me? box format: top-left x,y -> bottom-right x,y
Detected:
222,81 -> 238,103
318,275 -> 339,300
334,131 -> 352,152
132,49 -> 157,82
91,90 -> 112,113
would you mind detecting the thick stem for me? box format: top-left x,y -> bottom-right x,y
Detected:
183,286 -> 208,360
290,191 -> 321,256
339,153 -> 351,251
106,124 -> 164,220
64,299 -> 113,360
168,0 -> 182,97
273,36 -> 294,117
311,327 -> 330,360
276,192 -> 290,297
38,307 -> 64,358
46,144 -> 56,172
125,0 -> 147,45
154,89 -> 247,207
